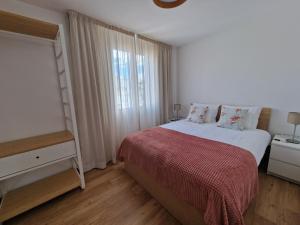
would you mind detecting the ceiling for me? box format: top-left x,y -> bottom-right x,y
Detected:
20,0 -> 266,46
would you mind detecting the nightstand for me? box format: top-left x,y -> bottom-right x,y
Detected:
267,134 -> 300,184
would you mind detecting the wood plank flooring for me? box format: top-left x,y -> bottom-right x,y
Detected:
4,164 -> 300,225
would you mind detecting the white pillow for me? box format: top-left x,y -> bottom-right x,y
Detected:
192,103 -> 220,123
218,106 -> 248,130
187,104 -> 209,124
223,105 -> 262,129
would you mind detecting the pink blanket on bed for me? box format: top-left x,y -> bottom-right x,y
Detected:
118,127 -> 258,225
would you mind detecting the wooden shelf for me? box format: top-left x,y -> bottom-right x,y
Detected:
0,130 -> 74,158
0,10 -> 59,40
0,169 -> 80,222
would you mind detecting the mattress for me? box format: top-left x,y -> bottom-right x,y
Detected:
161,120 -> 271,165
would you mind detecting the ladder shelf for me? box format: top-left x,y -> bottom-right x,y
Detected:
0,10 -> 86,223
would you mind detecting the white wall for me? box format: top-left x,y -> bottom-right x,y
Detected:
0,33 -> 65,142
0,0 -> 72,192
178,1 -> 300,136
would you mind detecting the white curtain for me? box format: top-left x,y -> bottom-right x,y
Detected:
69,11 -> 172,171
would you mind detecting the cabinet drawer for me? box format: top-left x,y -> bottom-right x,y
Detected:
268,159 -> 300,183
0,141 -> 76,178
270,144 -> 300,167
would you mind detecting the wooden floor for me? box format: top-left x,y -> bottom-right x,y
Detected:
5,164 -> 300,225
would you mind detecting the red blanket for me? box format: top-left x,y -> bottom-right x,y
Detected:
118,127 -> 258,225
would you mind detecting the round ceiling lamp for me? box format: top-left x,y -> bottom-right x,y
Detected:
153,0 -> 186,9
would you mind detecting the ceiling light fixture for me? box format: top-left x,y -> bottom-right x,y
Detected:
153,0 -> 186,9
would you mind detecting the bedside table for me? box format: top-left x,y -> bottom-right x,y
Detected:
267,134 -> 300,184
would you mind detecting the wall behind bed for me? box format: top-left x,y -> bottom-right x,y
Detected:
177,0 -> 300,136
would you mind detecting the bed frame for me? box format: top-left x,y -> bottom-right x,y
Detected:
124,107 -> 272,225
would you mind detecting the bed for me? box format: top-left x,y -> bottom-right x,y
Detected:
118,107 -> 271,225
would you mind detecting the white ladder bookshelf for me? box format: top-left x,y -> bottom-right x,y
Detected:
54,24 -> 85,189
0,10 -> 85,223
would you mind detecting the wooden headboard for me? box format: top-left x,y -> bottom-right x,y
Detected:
257,108 -> 272,131
216,106 -> 272,131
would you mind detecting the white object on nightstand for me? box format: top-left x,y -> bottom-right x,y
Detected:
268,134 -> 300,184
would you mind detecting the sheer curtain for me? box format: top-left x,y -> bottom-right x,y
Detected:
69,11 -> 172,171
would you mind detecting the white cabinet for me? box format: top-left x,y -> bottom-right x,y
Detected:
268,135 -> 300,184
0,131 -> 82,222
0,141 -> 76,178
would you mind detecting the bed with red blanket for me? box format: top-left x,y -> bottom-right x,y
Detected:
118,109 -> 271,225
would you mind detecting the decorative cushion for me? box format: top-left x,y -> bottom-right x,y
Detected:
218,106 -> 248,130
222,105 -> 262,129
192,103 -> 220,123
187,104 -> 209,124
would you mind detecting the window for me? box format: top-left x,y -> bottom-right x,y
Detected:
112,49 -> 131,110
112,49 -> 146,110
136,54 -> 145,107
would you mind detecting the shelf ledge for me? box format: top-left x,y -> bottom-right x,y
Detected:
0,169 -> 80,222
0,10 -> 59,40
0,131 -> 74,158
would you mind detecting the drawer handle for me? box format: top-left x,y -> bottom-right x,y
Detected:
36,156 -> 40,159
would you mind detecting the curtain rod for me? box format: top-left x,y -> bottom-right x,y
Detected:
68,10 -> 171,48
68,10 -> 134,36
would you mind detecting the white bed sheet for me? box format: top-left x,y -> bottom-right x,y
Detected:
160,120 -> 271,165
